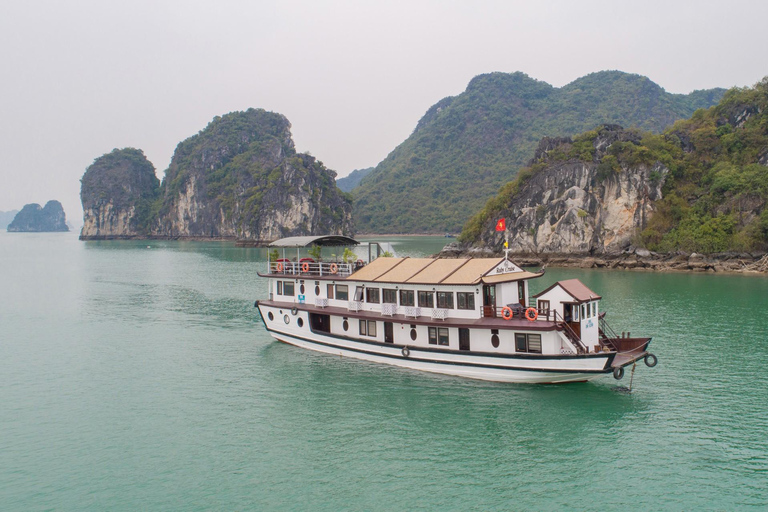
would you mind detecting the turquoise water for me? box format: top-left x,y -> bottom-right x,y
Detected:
2,232 -> 767,510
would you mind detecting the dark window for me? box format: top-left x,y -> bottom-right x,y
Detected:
315,285 -> 320,295
418,291 -> 434,308
436,291 -> 454,309
268,312 -> 274,321
383,289 -> 397,304
516,333 -> 542,353
459,328 -> 470,351
354,286 -> 364,301
438,327 -> 449,346
297,318 -> 304,327
283,282 -> 295,296
343,319 -> 349,331
400,290 -> 415,307
336,285 -> 348,301
360,320 -> 377,337
277,282 -> 283,295
410,328 -> 417,341
491,334 -> 500,348
300,284 -> 305,294
538,300 -> 550,315
327,284 -> 334,299
428,327 -> 437,345
309,313 -> 330,333
366,288 -> 380,303
457,292 -> 475,310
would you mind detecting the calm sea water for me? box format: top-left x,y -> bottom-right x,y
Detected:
2,232 -> 767,511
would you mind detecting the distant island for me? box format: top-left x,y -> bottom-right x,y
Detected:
0,210 -> 19,229
336,167 -> 373,192
7,201 -> 69,232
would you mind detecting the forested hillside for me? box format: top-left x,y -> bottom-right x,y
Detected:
353,71 -> 724,234
459,78 -> 768,255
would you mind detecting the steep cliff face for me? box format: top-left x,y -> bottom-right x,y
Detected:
80,148 -> 160,239
155,108 -> 353,240
460,125 -> 667,255
8,201 -> 69,232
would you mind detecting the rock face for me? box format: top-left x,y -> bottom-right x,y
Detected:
460,125 -> 667,255
80,109 -> 353,241
80,148 -> 160,239
8,201 -> 69,232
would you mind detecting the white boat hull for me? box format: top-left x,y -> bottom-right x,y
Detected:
258,304 -> 612,384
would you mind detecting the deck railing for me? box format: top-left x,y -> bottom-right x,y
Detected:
269,261 -> 360,277
552,310 -> 587,354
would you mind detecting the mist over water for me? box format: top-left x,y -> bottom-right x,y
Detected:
2,233 -> 767,510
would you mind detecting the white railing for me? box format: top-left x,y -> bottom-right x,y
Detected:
315,298 -> 329,308
381,303 -> 398,316
431,308 -> 448,321
404,306 -> 421,318
348,301 -> 364,312
269,261 -> 357,277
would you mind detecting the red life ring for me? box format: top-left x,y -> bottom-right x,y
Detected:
301,262 -> 309,272
501,307 -> 513,320
330,263 -> 338,274
276,262 -> 283,272
525,307 -> 538,322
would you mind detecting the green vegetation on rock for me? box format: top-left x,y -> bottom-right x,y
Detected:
353,71 -> 725,234
460,78 -> 768,254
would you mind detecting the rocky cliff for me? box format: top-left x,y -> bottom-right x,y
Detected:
80,109 -> 353,241
80,148 -> 160,239
8,201 -> 69,232
454,125 -> 666,255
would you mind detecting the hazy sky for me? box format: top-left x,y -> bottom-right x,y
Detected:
1,0 -> 766,226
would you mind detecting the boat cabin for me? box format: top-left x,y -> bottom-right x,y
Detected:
532,279 -> 601,348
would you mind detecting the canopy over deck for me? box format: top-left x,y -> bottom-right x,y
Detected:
268,235 -> 359,247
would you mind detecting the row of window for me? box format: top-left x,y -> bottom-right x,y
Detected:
581,301 -> 597,319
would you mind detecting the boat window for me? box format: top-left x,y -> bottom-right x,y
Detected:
538,300 -> 550,315
336,285 -> 348,301
491,333 -> 500,348
360,319 -> 377,337
277,281 -> 283,295
438,327 -> 449,346
327,284 -> 334,299
581,304 -> 585,319
436,291 -> 454,309
457,292 -> 475,310
283,282 -> 295,296
418,291 -> 434,308
515,333 -> 542,354
354,286 -> 364,301
366,288 -> 380,303
428,327 -> 437,345
382,289 -> 397,304
399,290 -> 415,307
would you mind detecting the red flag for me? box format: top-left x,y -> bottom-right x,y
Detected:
495,218 -> 506,231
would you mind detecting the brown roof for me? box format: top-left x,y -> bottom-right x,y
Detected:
533,278 -> 601,302
347,257 -> 542,286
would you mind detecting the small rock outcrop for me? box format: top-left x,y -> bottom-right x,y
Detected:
80,148 -> 160,239
8,201 -> 69,232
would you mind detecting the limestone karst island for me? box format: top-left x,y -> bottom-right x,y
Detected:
7,201 -> 69,232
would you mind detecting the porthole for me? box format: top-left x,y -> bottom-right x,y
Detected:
300,284 -> 305,294
343,320 -> 349,331
284,315 -> 290,324
268,312 -> 274,321
315,285 -> 320,295
491,334 -> 500,348
297,318 -> 304,328
410,328 -> 417,341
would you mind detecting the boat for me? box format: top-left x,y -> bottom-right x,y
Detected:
255,235 -> 657,384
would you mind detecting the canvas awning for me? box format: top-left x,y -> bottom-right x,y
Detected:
268,235 -> 359,247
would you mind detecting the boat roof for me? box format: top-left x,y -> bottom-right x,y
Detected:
532,278 -> 602,302
347,257 -> 543,285
269,235 -> 359,247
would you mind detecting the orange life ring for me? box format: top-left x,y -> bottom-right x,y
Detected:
302,262 -> 309,272
525,307 -> 538,322
501,306 -> 513,320
330,263 -> 338,274
276,262 -> 283,272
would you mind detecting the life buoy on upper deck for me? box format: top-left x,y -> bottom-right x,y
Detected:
330,263 -> 338,274
525,307 -> 538,322
301,262 -> 309,273
276,262 -> 283,272
501,307 -> 513,320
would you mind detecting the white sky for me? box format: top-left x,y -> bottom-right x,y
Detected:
1,0 -> 766,227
